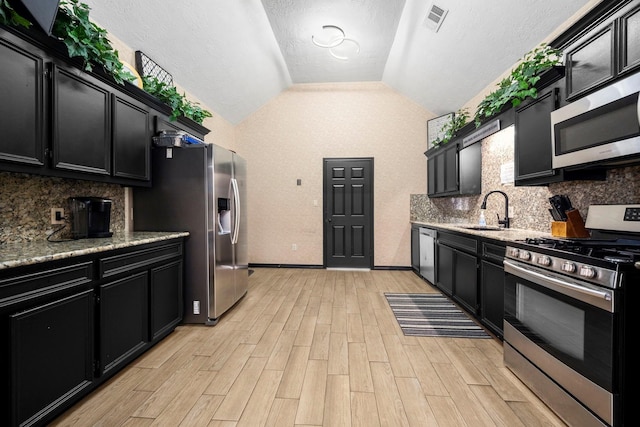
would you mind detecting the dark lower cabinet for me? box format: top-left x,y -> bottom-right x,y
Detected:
454,250 -> 479,314
99,272 -> 149,375
435,243 -> 454,296
0,238 -> 184,427
10,289 -> 94,427
150,260 -> 183,340
479,240 -> 506,339
435,231 -> 478,314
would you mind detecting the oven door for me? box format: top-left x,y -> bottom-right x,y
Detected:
503,259 -> 616,425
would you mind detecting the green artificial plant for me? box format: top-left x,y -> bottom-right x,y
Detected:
474,43 -> 562,127
142,76 -> 212,124
432,108 -> 470,146
0,0 -> 31,28
51,0 -> 133,84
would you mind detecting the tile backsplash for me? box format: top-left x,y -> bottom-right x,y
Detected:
411,125 -> 640,233
0,172 -> 125,243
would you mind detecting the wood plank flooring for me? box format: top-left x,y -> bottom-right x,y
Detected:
52,268 -> 567,426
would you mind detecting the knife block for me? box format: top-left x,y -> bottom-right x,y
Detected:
551,209 -> 590,238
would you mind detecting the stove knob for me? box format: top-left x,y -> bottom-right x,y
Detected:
561,262 -> 577,273
518,251 -> 531,261
537,255 -> 551,266
509,248 -> 520,258
579,266 -> 597,279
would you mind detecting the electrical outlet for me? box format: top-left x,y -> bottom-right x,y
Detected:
292,243 -> 297,251
508,206 -> 515,218
193,300 -> 200,315
51,208 -> 64,224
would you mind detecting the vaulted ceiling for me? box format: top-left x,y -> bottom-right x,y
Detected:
82,0 -> 594,125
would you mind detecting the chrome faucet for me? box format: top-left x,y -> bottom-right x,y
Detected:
481,190 -> 510,228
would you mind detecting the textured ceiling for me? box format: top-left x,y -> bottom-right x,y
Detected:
81,0 -> 594,125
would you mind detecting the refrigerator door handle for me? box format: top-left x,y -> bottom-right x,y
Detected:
231,177 -> 240,244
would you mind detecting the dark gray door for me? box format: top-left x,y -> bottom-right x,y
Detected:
323,158 -> 374,269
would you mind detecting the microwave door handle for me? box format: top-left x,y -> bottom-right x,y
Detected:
503,260 -> 614,312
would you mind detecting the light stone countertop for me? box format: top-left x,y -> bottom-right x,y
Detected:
411,221 -> 553,243
0,231 -> 189,270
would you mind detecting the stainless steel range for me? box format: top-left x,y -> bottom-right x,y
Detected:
503,204 -> 638,427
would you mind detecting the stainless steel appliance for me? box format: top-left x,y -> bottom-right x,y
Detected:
551,71 -> 640,169
503,204 -> 637,427
419,227 -> 436,283
133,143 -> 248,325
69,196 -> 113,239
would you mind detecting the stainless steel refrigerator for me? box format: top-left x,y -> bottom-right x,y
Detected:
133,143 -> 248,325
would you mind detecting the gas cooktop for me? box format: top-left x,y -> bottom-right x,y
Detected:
518,237 -> 640,265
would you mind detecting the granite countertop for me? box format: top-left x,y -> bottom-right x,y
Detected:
0,231 -> 189,270
411,221 -> 553,243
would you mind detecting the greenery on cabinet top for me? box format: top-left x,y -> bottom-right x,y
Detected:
430,43 -> 563,147
0,0 -> 211,125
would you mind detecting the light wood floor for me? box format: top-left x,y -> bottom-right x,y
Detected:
52,268 -> 566,426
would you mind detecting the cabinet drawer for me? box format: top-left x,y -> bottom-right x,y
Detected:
482,242 -> 506,264
0,262 -> 94,308
437,231 -> 477,254
99,242 -> 183,278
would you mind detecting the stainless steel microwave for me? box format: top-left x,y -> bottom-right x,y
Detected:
551,71 -> 640,169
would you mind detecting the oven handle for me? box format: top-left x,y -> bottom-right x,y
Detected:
504,259 -> 614,312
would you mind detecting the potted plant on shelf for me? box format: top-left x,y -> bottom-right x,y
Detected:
142,76 -> 212,123
473,43 -> 563,127
431,108 -> 470,147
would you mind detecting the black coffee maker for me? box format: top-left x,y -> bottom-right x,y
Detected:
69,197 -> 113,239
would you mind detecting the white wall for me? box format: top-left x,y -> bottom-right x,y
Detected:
236,82 -> 433,267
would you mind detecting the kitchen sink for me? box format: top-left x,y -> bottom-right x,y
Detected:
459,225 -> 504,231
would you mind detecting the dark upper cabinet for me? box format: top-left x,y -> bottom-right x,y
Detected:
514,86 -> 561,186
561,0 -> 640,100
620,2 -> 640,74
112,93 -> 151,181
52,63 -> 111,176
0,26 -> 175,186
426,139 -> 481,198
0,29 -> 45,168
565,24 -> 615,99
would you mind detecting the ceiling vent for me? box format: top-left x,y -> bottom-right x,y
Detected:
424,3 -> 448,33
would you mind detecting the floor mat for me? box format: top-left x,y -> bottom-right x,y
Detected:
384,293 -> 491,338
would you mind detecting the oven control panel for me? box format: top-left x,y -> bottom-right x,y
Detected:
586,204 -> 640,232
506,246 -> 618,289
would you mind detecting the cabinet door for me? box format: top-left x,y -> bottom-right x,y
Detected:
411,226 -> 420,272
10,289 -> 94,427
480,260 -> 504,338
435,150 -> 446,194
514,87 -> 561,185
620,3 -> 640,75
566,24 -> 615,99
0,31 -> 45,168
150,260 -> 183,340
443,143 -> 458,193
52,64 -> 111,176
427,156 -> 436,196
436,243 -> 453,296
99,272 -> 148,375
453,249 -> 478,314
112,93 -> 151,181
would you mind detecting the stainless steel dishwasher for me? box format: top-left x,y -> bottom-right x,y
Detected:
419,228 -> 436,284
